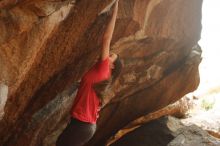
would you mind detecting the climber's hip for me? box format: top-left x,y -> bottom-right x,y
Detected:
56,117 -> 96,146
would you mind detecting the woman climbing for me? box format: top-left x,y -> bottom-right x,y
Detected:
56,0 -> 122,146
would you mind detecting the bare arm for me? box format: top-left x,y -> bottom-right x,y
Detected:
101,0 -> 119,60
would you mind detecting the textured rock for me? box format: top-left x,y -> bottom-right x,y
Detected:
0,0 -> 202,145
127,96 -> 193,127
107,96 -> 193,145
110,116 -> 220,146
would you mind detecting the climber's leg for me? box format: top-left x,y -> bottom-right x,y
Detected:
56,118 -> 96,146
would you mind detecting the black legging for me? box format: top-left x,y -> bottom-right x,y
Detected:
56,118 -> 96,146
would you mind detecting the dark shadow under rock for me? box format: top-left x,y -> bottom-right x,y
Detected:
110,116 -> 220,146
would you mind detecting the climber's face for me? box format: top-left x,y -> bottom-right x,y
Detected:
109,53 -> 118,69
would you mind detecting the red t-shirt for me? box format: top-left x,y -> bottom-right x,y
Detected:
71,57 -> 111,124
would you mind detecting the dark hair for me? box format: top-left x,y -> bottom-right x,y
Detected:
93,54 -> 122,105
111,54 -> 123,84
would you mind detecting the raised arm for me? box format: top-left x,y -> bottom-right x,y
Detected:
101,0 -> 119,60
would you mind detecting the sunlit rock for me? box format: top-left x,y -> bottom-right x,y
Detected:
0,83 -> 8,120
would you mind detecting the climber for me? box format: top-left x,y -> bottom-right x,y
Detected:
56,0 -> 122,146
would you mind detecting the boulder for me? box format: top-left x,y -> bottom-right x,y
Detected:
110,116 -> 220,146
0,0 -> 202,145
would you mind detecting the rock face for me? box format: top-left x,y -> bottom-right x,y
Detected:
0,0 -> 202,146
107,96 -> 194,145
110,116 -> 220,146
